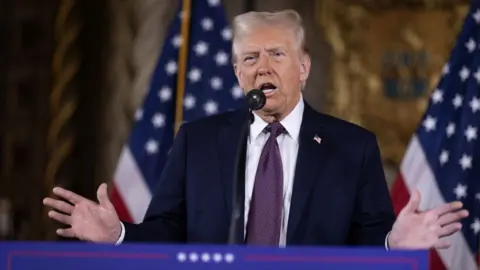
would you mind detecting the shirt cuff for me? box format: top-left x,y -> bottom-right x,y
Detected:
115,222 -> 125,245
385,231 -> 391,250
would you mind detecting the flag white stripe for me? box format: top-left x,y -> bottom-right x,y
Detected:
113,147 -> 152,224
400,136 -> 477,270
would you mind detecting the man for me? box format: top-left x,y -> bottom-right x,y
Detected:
43,10 -> 468,249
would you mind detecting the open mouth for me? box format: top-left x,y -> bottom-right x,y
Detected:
259,82 -> 278,96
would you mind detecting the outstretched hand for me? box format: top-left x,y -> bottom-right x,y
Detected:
43,183 -> 122,243
388,189 -> 469,249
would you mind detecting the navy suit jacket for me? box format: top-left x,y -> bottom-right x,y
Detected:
123,101 -> 396,246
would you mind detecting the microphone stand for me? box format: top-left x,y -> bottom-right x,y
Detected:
227,89 -> 264,245
228,108 -> 253,245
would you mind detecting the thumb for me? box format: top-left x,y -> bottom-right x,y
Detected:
97,183 -> 114,209
403,189 -> 421,214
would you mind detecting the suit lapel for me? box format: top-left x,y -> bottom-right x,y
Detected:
287,103 -> 332,243
217,109 -> 248,243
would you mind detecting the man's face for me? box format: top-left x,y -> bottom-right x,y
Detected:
233,25 -> 310,119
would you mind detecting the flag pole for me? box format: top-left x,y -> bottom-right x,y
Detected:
174,0 -> 192,136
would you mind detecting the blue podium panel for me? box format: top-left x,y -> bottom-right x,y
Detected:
0,242 -> 428,270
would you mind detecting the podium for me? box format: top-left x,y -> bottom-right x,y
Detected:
0,241 -> 428,270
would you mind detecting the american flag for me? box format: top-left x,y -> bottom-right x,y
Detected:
391,2 -> 480,269
110,0 -> 244,224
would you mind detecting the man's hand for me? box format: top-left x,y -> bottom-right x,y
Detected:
43,183 -> 122,243
388,189 -> 469,249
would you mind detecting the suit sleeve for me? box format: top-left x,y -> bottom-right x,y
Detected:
121,124 -> 188,243
347,133 -> 396,246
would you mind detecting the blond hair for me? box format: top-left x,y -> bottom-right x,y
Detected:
231,9 -> 307,63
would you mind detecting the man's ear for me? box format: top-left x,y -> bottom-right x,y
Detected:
234,63 -> 239,76
299,53 -> 311,82
234,63 -> 243,89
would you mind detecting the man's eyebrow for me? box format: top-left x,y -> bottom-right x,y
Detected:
239,46 -> 287,56
242,50 -> 259,54
266,46 -> 287,52
239,50 -> 259,57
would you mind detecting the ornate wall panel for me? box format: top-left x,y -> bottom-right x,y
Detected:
0,0 -> 111,241
316,0 -> 470,168
0,0 -> 56,240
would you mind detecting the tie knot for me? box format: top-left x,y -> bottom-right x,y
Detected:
265,122 -> 286,138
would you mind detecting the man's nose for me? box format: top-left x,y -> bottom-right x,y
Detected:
257,55 -> 272,75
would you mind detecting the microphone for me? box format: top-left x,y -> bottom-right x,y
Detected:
228,89 -> 266,245
246,89 -> 266,111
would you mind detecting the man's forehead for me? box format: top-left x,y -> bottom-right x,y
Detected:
238,42 -> 287,50
236,35 -> 293,53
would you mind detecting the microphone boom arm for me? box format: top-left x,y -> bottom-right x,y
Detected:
227,109 -> 251,244
227,89 -> 265,245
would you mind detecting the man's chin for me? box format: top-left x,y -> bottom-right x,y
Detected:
263,97 -> 282,110
260,104 -> 276,114
258,105 -> 280,119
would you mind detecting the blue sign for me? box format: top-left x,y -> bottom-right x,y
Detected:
382,50 -> 429,99
0,241 -> 427,270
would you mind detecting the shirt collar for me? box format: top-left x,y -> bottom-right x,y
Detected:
250,96 -> 304,143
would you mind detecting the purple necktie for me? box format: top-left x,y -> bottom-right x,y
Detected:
246,121 -> 285,246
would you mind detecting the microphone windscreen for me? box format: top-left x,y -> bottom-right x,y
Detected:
245,89 -> 266,110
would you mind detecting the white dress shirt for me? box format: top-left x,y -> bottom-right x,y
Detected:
116,96 -> 390,249
243,97 -> 390,248
243,97 -> 304,246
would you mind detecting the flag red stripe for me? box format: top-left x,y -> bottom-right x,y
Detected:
110,183 -> 133,223
390,174 -> 446,270
390,174 -> 410,215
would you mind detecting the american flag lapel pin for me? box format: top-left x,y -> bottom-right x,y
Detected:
313,134 -> 322,144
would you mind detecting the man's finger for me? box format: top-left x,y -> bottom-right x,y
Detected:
438,223 -> 462,238
56,228 -> 75,238
97,183 -> 114,209
48,210 -> 72,225
432,201 -> 464,217
403,189 -> 421,213
434,239 -> 451,249
43,198 -> 74,214
437,210 -> 469,226
52,187 -> 87,205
